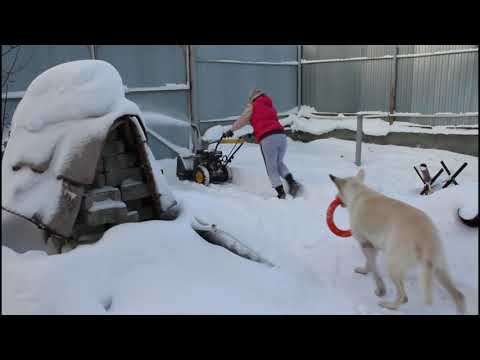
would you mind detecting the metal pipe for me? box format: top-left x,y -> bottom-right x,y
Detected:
305,111 -> 478,119
185,45 -> 192,123
388,45 -> 399,124
297,45 -> 302,112
355,115 -> 363,166
188,45 -> 199,129
301,48 -> 478,65
196,59 -> 298,66
89,45 -> 96,59
124,85 -> 190,93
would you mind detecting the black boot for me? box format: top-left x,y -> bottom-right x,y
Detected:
275,185 -> 286,199
285,173 -> 300,197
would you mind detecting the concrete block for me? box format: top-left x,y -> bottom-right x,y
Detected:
96,158 -> 104,173
86,200 -> 128,227
138,206 -> 155,221
105,167 -> 143,186
120,180 -> 150,201
125,199 -> 143,211
77,232 -> 104,243
103,152 -> 138,171
94,174 -> 106,187
127,210 -> 140,222
102,140 -> 125,156
83,186 -> 121,210
73,223 -> 108,238
107,129 -> 120,141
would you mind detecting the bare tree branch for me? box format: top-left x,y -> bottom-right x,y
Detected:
9,49 -> 33,76
2,45 -> 23,139
2,81 -> 9,130
2,45 -> 19,57
2,45 -> 21,89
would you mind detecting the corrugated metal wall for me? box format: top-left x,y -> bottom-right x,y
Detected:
302,45 -> 478,126
3,45 -> 478,159
302,45 -> 362,113
1,45 -> 192,159
2,45 -> 298,158
193,45 -> 298,133
96,45 -> 190,122
2,45 -> 93,141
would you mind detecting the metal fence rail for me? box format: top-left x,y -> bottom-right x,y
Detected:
303,111 -> 479,165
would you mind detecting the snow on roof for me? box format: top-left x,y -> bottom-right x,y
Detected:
12,60 -> 138,132
2,60 -> 143,226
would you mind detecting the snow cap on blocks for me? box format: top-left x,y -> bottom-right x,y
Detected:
2,60 -> 178,239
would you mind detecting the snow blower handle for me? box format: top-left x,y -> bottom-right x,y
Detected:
214,133 -> 225,152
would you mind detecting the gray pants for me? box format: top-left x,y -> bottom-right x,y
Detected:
259,133 -> 290,188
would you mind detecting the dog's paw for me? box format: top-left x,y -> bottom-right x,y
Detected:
375,287 -> 386,297
354,267 -> 369,275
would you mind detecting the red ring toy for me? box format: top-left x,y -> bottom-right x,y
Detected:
326,197 -> 352,238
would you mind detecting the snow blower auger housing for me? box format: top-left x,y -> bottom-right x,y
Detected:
176,134 -> 246,186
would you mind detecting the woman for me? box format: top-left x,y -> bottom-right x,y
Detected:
224,89 -> 301,199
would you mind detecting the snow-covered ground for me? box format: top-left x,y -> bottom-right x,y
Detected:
2,138 -> 478,315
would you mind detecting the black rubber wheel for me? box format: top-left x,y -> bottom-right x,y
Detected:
194,165 -> 210,186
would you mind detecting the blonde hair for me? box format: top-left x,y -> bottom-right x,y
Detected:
248,88 -> 264,103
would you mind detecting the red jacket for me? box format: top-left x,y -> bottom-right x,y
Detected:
250,95 -> 284,143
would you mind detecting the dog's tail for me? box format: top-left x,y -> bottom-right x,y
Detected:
422,248 -> 466,314
434,265 -> 466,315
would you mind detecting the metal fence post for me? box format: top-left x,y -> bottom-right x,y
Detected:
89,45 -> 96,59
388,45 -> 399,124
355,114 -> 363,166
297,45 -> 302,112
187,45 -> 198,128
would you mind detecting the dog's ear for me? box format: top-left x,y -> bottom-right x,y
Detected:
329,174 -> 346,190
355,169 -> 365,182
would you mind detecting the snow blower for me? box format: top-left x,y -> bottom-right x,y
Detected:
176,125 -> 248,186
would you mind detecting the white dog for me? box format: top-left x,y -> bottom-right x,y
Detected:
329,169 -> 465,314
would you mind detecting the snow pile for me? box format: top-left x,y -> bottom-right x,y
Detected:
3,138 -> 477,315
286,107 -> 478,136
202,125 -> 225,143
297,105 -> 317,118
290,115 -> 391,136
2,60 -> 141,224
0,60 -> 180,233
12,60 -> 137,132
208,105 -> 477,140
459,197 -> 478,220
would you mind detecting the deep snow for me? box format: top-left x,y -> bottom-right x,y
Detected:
2,137 -> 478,315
